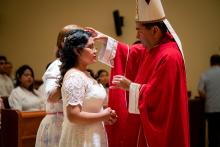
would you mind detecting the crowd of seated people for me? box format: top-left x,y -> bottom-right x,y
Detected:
0,54 -> 110,112
0,56 -> 47,147
0,55 -> 46,111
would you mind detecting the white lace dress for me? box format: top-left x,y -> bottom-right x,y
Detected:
59,70 -> 108,147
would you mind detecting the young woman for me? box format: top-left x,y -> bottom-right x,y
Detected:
58,29 -> 117,147
8,65 -> 45,111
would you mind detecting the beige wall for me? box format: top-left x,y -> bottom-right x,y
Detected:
0,0 -> 220,97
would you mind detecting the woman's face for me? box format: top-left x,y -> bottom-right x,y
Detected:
79,37 -> 97,66
19,69 -> 34,89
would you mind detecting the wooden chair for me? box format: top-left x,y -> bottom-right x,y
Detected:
1,109 -> 46,147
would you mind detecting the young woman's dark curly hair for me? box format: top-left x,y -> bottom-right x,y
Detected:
59,29 -> 92,86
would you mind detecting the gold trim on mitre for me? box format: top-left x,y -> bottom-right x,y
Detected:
136,0 -> 165,22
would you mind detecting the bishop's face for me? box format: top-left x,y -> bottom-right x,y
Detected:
135,22 -> 155,49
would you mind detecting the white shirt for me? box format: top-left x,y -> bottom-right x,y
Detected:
198,65 -> 220,112
8,86 -> 45,111
38,83 -> 47,100
42,59 -> 61,96
0,74 -> 14,97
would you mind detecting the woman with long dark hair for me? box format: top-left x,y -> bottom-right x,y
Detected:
8,65 -> 44,111
58,29 -> 117,147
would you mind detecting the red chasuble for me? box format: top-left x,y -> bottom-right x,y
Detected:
135,33 -> 190,147
107,33 -> 189,147
106,43 -> 146,147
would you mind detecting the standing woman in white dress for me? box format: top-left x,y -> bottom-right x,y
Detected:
35,25 -> 81,147
58,29 -> 117,147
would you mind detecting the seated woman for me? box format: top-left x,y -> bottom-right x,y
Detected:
95,69 -> 109,90
8,65 -> 45,111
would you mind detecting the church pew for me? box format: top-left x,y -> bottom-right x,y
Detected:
1,96 -> 10,109
1,109 -> 46,147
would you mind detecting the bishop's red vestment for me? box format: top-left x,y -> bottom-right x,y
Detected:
99,33 -> 190,147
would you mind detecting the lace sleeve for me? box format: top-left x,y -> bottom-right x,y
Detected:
62,73 -> 86,106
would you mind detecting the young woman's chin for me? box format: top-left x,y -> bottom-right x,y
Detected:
92,59 -> 97,63
22,83 -> 32,89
